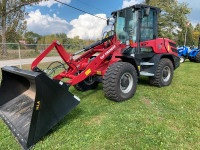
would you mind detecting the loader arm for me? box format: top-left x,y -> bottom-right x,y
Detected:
31,35 -> 121,86
31,40 -> 76,71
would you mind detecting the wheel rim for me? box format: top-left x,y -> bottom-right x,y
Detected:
180,57 -> 184,63
162,66 -> 171,82
120,72 -> 133,93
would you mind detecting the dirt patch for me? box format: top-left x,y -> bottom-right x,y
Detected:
142,97 -> 152,106
85,114 -> 105,125
171,125 -> 180,132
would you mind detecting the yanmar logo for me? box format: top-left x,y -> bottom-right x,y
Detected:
100,45 -> 116,60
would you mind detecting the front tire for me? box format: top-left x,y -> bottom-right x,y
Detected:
180,56 -> 185,63
149,58 -> 174,87
103,62 -> 138,102
74,76 -> 99,91
195,52 -> 200,63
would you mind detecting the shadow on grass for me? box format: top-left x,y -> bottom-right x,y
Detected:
138,77 -> 150,86
38,77 -> 152,142
39,86 -> 104,141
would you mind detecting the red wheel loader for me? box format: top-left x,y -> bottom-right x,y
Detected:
0,4 -> 180,149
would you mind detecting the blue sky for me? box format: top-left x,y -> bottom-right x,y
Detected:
25,0 -> 200,39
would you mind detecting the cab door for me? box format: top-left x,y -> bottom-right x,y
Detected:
138,8 -> 157,56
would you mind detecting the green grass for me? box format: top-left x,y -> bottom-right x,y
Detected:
0,60 -> 200,149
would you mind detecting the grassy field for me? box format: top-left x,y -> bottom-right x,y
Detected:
0,60 -> 200,149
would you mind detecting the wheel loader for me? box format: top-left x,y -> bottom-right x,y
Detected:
0,4 -> 180,149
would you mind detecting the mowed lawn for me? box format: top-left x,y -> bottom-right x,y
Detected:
0,60 -> 200,149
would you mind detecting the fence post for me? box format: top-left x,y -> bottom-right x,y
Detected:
18,43 -> 22,69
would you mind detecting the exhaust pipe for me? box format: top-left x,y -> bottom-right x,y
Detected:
0,66 -> 80,149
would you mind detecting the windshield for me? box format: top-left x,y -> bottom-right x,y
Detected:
116,8 -> 138,44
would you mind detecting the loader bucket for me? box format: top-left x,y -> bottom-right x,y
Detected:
0,66 -> 80,150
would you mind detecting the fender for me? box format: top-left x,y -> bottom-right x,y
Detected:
116,53 -> 180,77
149,54 -> 180,75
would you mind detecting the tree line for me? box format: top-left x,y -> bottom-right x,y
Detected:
0,0 -> 200,56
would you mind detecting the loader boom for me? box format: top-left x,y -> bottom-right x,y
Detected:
32,35 -> 123,86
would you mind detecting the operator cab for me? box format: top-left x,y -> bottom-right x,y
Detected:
111,4 -> 161,54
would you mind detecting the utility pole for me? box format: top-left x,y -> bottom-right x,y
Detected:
184,27 -> 187,47
184,22 -> 190,47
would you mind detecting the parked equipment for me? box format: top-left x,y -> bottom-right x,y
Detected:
178,36 -> 200,63
0,4 -> 180,149
188,37 -> 200,62
178,46 -> 190,63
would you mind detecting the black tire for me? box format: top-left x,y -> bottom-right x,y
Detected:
195,52 -> 200,63
189,57 -> 195,62
103,62 -> 138,102
149,58 -> 174,87
74,76 -> 99,91
180,56 -> 185,63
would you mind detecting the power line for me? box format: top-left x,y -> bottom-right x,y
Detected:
74,0 -> 108,14
54,0 -> 107,21
54,0 -> 125,28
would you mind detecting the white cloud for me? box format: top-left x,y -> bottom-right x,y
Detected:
38,0 -> 71,8
26,9 -> 72,35
67,14 -> 107,40
122,0 -> 138,8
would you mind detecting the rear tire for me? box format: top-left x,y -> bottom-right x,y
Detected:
74,76 -> 99,91
195,52 -> 200,63
189,57 -> 195,62
103,62 -> 138,102
149,58 -> 174,87
180,56 -> 185,63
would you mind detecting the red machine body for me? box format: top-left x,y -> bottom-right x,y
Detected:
31,35 -> 178,86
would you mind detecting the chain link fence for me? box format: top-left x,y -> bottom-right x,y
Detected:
0,43 -> 85,68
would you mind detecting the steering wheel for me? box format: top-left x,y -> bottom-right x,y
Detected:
118,31 -> 129,43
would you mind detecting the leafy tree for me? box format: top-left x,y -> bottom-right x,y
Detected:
144,0 -> 191,43
24,31 -> 41,43
0,0 -> 43,55
194,24 -> 200,32
193,24 -> 200,47
186,24 -> 194,46
37,34 -> 63,51
193,31 -> 200,47
36,34 -> 95,52
24,31 -> 42,50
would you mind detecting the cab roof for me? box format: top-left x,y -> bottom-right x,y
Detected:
111,4 -> 161,16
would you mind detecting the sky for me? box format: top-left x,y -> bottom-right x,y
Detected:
25,0 -> 200,40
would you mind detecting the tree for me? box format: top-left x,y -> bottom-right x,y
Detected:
194,24 -> 200,32
186,24 -> 193,46
0,0 -> 43,56
37,34 -> 63,51
24,31 -> 42,50
193,24 -> 200,47
144,0 -> 191,43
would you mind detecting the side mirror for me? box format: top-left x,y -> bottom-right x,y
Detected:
144,7 -> 150,16
107,18 -> 110,25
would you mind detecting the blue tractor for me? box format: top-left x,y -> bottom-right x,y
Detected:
178,36 -> 200,63
178,46 -> 191,63
188,48 -> 200,63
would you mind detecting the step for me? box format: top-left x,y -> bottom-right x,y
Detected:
140,62 -> 155,66
140,71 -> 154,76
